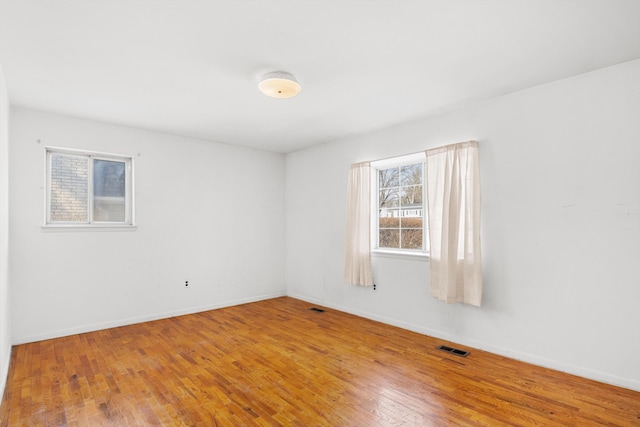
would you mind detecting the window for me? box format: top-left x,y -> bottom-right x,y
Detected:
373,153 -> 427,254
46,148 -> 134,226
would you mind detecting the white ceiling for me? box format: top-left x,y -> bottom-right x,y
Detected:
1,1 -> 639,153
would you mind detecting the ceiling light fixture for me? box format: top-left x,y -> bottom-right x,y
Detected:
258,71 -> 301,99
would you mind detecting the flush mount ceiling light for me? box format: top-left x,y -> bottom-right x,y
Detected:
258,71 -> 301,99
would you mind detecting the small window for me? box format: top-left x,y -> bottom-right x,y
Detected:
46,148 -> 134,226
373,154 -> 427,253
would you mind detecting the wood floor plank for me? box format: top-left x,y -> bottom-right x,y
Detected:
1,297 -> 639,426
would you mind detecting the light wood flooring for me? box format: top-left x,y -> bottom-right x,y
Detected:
1,297 -> 639,426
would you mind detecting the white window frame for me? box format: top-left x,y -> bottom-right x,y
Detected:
371,152 -> 428,258
44,147 -> 135,227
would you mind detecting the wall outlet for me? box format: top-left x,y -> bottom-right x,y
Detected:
185,280 -> 189,287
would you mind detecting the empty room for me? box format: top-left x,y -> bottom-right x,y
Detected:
1,1 -> 639,425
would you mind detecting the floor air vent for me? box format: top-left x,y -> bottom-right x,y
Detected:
437,345 -> 470,357
309,307 -> 325,312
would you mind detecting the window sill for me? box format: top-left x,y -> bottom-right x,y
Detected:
42,224 -> 137,232
371,249 -> 429,261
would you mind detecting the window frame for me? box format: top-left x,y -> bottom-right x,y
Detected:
371,152 -> 428,258
44,147 -> 135,228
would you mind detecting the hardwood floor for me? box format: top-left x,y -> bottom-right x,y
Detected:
1,297 -> 639,426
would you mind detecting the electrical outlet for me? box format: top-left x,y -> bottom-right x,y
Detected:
185,280 -> 189,287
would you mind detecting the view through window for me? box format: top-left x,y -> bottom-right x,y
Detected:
376,160 -> 426,251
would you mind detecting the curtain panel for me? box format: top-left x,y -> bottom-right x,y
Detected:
425,141 -> 482,306
343,162 -> 374,286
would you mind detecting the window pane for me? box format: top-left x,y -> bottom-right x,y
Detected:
401,228 -> 423,249
401,185 -> 422,207
379,167 -> 399,188
379,214 -> 400,229
93,159 -> 126,222
379,229 -> 399,248
379,189 -> 399,208
50,154 -> 89,222
401,217 -> 422,228
401,163 -> 422,185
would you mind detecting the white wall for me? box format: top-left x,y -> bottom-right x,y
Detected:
0,66 -> 11,399
10,109 -> 285,343
285,59 -> 640,391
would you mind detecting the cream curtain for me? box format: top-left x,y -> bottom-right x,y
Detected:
425,141 -> 482,306
344,162 -> 374,286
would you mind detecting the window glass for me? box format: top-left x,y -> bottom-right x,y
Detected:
50,154 -> 89,222
46,149 -> 133,226
376,162 -> 425,251
93,159 -> 126,222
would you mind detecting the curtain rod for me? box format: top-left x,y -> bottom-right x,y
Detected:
366,140 -> 477,165
367,150 -> 425,165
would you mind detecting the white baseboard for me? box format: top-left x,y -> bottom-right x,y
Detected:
0,345 -> 11,401
286,292 -> 640,392
11,291 -> 286,345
